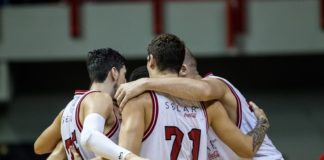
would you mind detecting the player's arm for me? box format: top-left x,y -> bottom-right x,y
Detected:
47,141 -> 66,160
80,92 -> 134,160
208,101 -> 269,158
118,95 -> 146,155
34,110 -> 63,154
115,77 -> 227,108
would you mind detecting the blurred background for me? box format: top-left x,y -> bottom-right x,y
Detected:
0,0 -> 324,159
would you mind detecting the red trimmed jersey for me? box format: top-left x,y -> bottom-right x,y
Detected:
60,90 -> 120,160
206,75 -> 283,160
140,91 -> 208,160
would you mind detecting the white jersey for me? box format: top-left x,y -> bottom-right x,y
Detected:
206,74 -> 283,160
61,90 -> 120,160
140,91 -> 208,160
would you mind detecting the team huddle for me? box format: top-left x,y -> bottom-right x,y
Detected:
34,34 -> 283,160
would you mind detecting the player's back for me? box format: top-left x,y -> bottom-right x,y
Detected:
207,74 -> 283,160
140,91 -> 208,160
61,90 -> 119,160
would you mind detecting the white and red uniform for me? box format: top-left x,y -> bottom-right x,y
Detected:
140,91 -> 208,160
206,74 -> 283,160
61,90 -> 120,160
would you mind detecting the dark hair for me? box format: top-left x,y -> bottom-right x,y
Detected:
128,65 -> 149,81
87,48 -> 126,83
147,33 -> 185,73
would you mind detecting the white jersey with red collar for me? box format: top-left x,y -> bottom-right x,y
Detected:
206,74 -> 283,160
60,90 -> 120,160
140,91 -> 208,160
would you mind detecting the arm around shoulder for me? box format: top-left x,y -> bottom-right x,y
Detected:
144,77 -> 227,101
200,77 -> 227,101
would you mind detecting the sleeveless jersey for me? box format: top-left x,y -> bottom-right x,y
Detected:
61,90 -> 120,160
140,91 -> 208,160
206,74 -> 283,160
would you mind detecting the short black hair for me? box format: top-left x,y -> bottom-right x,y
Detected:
128,65 -> 149,82
87,48 -> 126,83
147,33 -> 185,73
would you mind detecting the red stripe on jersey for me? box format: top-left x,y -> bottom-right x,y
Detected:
142,91 -> 159,141
204,75 -> 243,128
75,102 -> 82,132
74,90 -> 100,132
106,113 -> 119,138
75,90 -> 89,95
222,80 -> 242,128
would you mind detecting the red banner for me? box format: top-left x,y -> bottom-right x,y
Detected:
70,0 -> 81,38
321,0 -> 324,29
237,0 -> 246,33
153,0 -> 164,35
226,0 -> 246,49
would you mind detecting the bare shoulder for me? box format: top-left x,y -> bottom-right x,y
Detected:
123,92 -> 152,111
83,92 -> 112,104
82,92 -> 113,116
202,76 -> 225,85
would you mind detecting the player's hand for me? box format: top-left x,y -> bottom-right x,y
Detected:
69,145 -> 82,160
125,153 -> 149,160
115,78 -> 148,111
249,101 -> 270,129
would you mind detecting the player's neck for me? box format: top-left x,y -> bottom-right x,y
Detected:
186,72 -> 202,80
90,82 -> 115,96
194,74 -> 202,79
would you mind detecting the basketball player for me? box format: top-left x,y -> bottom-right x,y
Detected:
34,48 -> 146,160
118,33 -> 209,160
115,48 -> 283,159
117,64 -> 270,159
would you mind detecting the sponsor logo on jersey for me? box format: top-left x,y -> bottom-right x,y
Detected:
164,102 -> 199,113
